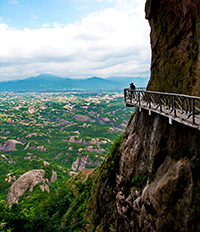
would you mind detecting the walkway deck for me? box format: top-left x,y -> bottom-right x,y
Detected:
124,88 -> 200,130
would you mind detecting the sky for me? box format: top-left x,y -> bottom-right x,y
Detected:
0,0 -> 151,81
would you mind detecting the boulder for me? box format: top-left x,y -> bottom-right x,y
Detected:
0,139 -> 23,153
6,169 -> 57,206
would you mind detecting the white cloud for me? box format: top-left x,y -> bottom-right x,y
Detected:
0,0 -> 150,81
53,22 -> 66,28
42,23 -> 51,28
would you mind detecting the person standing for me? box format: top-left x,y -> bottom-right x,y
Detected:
129,83 -> 136,101
130,82 -> 135,90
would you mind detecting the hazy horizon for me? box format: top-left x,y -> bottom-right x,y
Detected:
0,73 -> 150,82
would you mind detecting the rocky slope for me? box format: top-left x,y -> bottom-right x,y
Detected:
82,0 -> 200,231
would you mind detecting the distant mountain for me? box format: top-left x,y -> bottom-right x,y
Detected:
78,77 -> 121,90
0,74 -> 75,92
0,74 -> 149,92
106,76 -> 149,88
26,74 -> 65,82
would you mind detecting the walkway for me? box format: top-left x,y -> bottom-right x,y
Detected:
124,88 -> 200,130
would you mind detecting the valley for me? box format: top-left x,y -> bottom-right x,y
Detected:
0,91 -> 133,200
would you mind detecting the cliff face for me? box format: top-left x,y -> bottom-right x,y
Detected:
85,112 -> 200,231
146,0 -> 200,96
117,112 -> 200,231
84,1 -> 200,231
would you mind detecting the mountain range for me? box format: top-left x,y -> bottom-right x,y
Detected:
0,74 -> 149,92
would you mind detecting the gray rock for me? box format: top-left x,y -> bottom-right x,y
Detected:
1,139 -> 23,153
6,169 -> 57,206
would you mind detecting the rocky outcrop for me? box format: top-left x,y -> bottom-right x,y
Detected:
82,138 -> 110,146
0,139 -> 23,153
71,156 -> 101,171
74,115 -> 95,122
145,0 -> 200,96
50,170 -> 57,183
62,137 -> 110,148
6,169 -> 57,206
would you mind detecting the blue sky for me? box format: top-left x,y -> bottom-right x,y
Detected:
0,0 -> 150,81
1,0 -> 114,30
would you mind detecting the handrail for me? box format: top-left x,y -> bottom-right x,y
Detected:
124,88 -> 200,128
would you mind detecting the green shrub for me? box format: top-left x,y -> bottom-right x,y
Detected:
42,165 -> 53,181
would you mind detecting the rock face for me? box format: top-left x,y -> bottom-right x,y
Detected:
0,139 -> 23,153
84,1 -> 200,231
6,169 -> 57,206
137,157 -> 192,231
86,110 -> 200,232
146,0 -> 200,96
116,112 -> 197,231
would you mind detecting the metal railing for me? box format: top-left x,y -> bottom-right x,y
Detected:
124,88 -> 200,126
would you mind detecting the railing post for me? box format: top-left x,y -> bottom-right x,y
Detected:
132,90 -> 134,103
131,90 -> 134,103
148,93 -> 151,109
138,91 -> 140,106
173,95 -> 176,117
159,94 -> 162,112
192,98 -> 195,124
184,97 -> 188,114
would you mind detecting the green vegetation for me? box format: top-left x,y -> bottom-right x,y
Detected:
0,91 -> 134,231
0,138 -> 122,231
